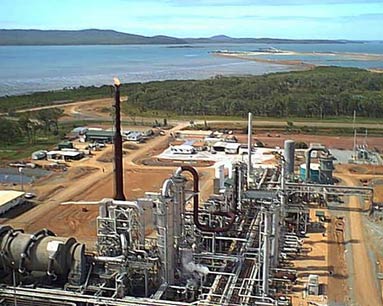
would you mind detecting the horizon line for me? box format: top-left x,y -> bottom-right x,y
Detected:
0,28 -> 378,42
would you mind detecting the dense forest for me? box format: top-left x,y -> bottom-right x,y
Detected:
125,67 -> 383,118
1,67 -> 383,118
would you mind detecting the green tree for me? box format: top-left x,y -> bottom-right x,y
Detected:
0,118 -> 22,144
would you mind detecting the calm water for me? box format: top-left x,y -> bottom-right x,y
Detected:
0,43 -> 382,97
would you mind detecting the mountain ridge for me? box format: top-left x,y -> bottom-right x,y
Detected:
0,29 -> 187,45
0,29 -> 365,45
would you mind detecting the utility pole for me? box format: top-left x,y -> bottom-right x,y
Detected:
247,112 -> 253,186
353,110 -> 357,160
18,167 -> 24,192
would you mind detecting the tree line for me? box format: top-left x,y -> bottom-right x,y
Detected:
0,108 -> 63,145
125,67 -> 383,118
1,66 -> 383,119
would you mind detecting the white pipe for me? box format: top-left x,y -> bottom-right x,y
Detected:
280,159 -> 286,218
271,267 -> 297,273
213,236 -> 247,242
284,242 -> 300,248
195,253 -> 239,262
282,247 -> 298,252
120,233 -> 128,256
262,210 -> 270,296
174,167 -> 183,176
238,166 -> 242,210
257,169 -> 269,189
161,179 -> 174,197
227,162 -> 233,179
61,201 -> 99,205
94,255 -> 125,263
271,207 -> 280,267
286,182 -> 373,191
2,286 -> 189,306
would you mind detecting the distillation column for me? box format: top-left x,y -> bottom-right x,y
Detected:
172,174 -> 186,264
158,180 -> 176,284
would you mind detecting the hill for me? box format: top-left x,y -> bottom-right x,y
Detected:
185,35 -> 360,44
0,29 -> 363,45
0,29 -> 187,45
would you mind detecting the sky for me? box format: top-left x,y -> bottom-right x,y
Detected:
1,0 -> 383,40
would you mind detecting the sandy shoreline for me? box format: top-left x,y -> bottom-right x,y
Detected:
212,52 -> 315,69
213,49 -> 383,70
368,68 -> 383,73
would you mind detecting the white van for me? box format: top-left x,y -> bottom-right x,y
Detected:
225,143 -> 241,154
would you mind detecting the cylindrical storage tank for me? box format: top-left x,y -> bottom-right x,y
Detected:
300,163 -> 320,183
319,155 -> 334,185
284,140 -> 295,177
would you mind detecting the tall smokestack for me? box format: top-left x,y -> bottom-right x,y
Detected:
113,77 -> 126,201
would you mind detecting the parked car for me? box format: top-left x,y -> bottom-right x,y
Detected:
24,192 -> 36,199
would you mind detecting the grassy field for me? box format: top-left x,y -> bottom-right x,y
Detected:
0,139 -> 58,162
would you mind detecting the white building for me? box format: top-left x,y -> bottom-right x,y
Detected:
0,190 -> 25,215
46,150 -> 84,161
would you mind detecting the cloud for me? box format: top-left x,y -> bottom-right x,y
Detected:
241,12 -> 383,21
167,0 -> 383,6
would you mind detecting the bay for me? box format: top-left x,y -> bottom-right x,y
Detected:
0,42 -> 382,97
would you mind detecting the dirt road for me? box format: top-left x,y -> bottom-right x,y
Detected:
337,168 -> 382,306
4,121 -> 191,241
0,97 -> 123,116
199,119 -> 383,130
5,95 -> 383,131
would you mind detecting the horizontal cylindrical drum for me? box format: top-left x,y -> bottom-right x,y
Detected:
0,226 -> 85,285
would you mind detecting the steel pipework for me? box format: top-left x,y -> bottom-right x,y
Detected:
175,166 -> 236,233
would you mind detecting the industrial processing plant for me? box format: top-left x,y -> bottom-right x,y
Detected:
0,83 -> 379,306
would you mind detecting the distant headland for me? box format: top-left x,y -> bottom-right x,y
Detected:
0,29 -> 367,46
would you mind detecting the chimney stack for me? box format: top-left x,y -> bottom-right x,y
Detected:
113,78 -> 126,201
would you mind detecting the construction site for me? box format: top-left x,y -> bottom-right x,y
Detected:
1,83 -> 383,306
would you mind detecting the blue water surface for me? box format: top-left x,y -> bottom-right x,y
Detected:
0,42 -> 382,97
